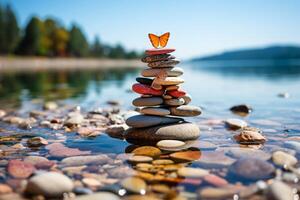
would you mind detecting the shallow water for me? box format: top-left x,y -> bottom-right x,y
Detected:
0,60 -> 300,199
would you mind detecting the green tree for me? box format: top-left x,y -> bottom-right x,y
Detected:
4,5 -> 19,53
90,36 -> 104,57
126,50 -> 139,59
17,16 -> 41,55
53,27 -> 69,56
108,44 -> 126,59
67,24 -> 89,57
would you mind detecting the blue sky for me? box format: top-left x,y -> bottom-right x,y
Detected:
1,0 -> 300,58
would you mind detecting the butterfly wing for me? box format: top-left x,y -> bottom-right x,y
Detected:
158,32 -> 170,48
148,33 -> 160,48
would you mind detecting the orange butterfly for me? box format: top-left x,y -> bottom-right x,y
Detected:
148,32 -> 170,48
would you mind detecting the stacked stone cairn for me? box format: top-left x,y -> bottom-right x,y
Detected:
125,48 -> 202,144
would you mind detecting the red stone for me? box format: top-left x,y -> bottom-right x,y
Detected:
132,83 -> 164,96
145,48 -> 175,55
203,174 -> 228,187
35,161 -> 56,169
167,89 -> 186,98
7,160 -> 35,178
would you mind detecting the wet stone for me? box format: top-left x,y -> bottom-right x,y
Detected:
198,185 -> 245,200
27,136 -> 48,147
225,147 -> 271,161
0,110 -> 6,118
225,118 -> 247,130
170,150 -> 201,162
65,112 -> 84,126
157,140 -> 185,149
0,184 -> 13,194
26,172 -> 74,197
152,159 -> 174,165
82,178 -> 101,187
128,155 -> 153,163
177,167 -> 209,178
234,130 -> 266,144
61,155 -> 110,166
132,97 -> 163,107
7,160 -> 35,178
106,124 -> 127,139
267,181 -> 294,200
196,151 -> 235,168
120,177 -> 146,194
126,115 -> 183,128
170,105 -> 201,117
229,158 -> 275,181
43,101 -> 58,110
75,192 -> 121,200
230,104 -> 252,114
124,195 -> 160,200
272,151 -> 297,166
46,143 -> 91,158
125,122 -> 200,142
203,174 -> 228,187
132,146 -> 161,158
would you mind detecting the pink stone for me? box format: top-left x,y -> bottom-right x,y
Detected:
167,89 -> 186,98
7,160 -> 35,178
132,83 -> 164,96
203,174 -> 228,187
46,143 -> 91,158
145,48 -> 175,55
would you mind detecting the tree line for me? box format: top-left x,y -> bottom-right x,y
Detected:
0,4 -> 140,59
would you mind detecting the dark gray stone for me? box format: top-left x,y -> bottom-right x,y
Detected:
126,114 -> 183,128
136,77 -> 153,85
132,97 -> 163,107
125,122 -> 200,142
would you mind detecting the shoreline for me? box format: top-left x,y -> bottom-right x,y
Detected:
0,57 -> 143,72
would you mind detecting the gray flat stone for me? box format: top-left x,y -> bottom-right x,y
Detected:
126,115 -> 183,128
140,107 -> 170,116
132,97 -> 163,107
170,105 -> 201,117
125,122 -> 200,142
141,67 -> 184,77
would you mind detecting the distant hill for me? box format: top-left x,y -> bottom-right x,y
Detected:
193,46 -> 300,61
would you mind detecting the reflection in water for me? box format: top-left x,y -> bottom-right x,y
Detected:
188,59 -> 300,80
0,68 -> 139,107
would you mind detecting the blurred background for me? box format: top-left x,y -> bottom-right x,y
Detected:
0,0 -> 299,116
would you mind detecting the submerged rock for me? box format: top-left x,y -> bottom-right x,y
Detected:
75,192 -> 120,200
267,181 -> 294,200
230,104 -> 252,114
229,158 -> 275,181
26,172 -> 73,197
